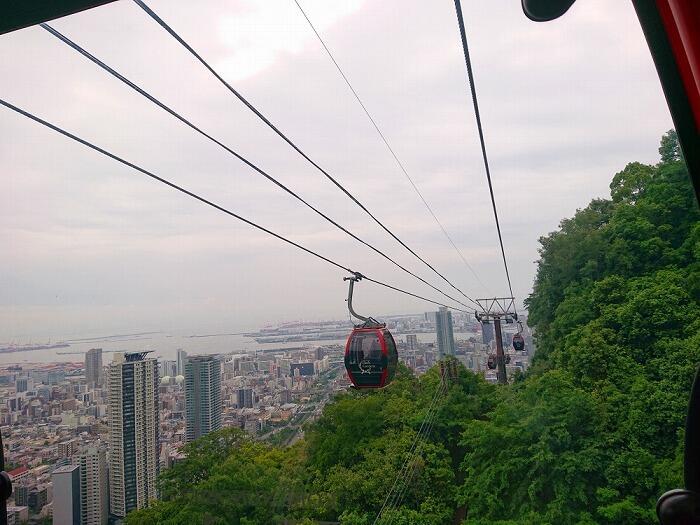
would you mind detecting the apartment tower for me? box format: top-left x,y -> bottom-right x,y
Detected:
85,348 -> 103,387
79,446 -> 109,525
185,355 -> 222,442
108,352 -> 159,518
52,465 -> 80,525
435,307 -> 456,358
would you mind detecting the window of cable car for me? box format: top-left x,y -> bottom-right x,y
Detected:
347,331 -> 383,365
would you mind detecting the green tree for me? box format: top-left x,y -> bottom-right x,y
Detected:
658,129 -> 681,162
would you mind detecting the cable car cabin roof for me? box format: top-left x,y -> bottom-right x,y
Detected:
344,327 -> 398,389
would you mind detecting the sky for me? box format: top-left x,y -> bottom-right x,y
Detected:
0,0 -> 673,341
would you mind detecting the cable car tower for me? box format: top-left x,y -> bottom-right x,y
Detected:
474,297 -> 517,385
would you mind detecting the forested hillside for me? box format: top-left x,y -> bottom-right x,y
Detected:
127,131 -> 700,524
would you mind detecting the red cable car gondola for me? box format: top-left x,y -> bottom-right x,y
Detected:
512,333 -> 525,351
513,320 -> 525,351
343,274 -> 398,389
487,354 -> 497,370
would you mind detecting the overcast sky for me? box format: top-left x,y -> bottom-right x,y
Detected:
1,0 -> 672,341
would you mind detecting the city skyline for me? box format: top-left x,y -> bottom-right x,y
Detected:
0,309 -> 532,522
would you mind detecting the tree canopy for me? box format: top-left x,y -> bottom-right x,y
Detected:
127,131 -> 699,524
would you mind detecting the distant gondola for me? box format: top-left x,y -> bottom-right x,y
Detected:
487,352 -> 511,370
512,333 -> 525,351
487,353 -> 497,370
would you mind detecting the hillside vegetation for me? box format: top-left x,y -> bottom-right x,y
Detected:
127,131 -> 700,524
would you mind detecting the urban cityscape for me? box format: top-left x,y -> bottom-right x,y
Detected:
0,309 -> 532,524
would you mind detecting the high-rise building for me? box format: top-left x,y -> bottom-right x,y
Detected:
27,484 -> 51,514
161,359 -> 177,378
47,369 -> 65,385
176,349 -> 188,376
291,363 -> 314,377
279,390 -> 292,405
57,439 -> 77,458
13,484 -> 29,506
435,307 -> 456,358
6,506 -> 29,525
15,377 -> 29,393
52,465 -> 80,525
406,334 -> 419,351
237,388 -> 254,409
185,355 -> 222,442
482,322 -> 494,346
79,447 -> 109,525
85,348 -> 103,387
108,352 -> 159,518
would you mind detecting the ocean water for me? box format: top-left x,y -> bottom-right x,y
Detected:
0,329 -> 482,365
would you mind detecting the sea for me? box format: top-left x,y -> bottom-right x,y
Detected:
0,329 -> 480,365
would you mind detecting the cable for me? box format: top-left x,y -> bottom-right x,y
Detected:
133,0 -> 481,310
374,388 -> 440,523
452,0 -> 515,301
375,385 -> 442,521
40,23 -> 474,313
380,381 -> 446,522
0,98 -> 472,314
373,376 -> 447,523
392,384 -> 445,514
292,0 -> 487,294
387,376 -> 447,517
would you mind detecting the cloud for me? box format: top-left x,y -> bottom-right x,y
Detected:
0,0 -> 672,341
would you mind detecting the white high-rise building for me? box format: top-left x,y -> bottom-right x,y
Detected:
79,447 -> 109,525
52,465 -> 80,525
435,307 -> 456,358
108,352 -> 159,518
161,359 -> 177,378
85,348 -> 103,387
185,355 -> 222,442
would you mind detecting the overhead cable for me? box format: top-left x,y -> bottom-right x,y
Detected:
387,377 -> 447,516
452,0 -> 515,301
0,98 -> 470,314
292,0 -> 487,294
40,22 -> 474,312
373,377 -> 447,523
133,0 -> 480,309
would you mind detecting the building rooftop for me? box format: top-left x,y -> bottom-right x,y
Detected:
7,466 -> 28,479
52,464 -> 79,474
124,351 -> 153,362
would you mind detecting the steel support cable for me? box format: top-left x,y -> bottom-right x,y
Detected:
385,367 -> 449,516
0,98 -> 473,313
452,0 -> 515,301
40,23 -> 474,313
381,383 -> 447,523
372,391 -> 438,525
385,381 -> 447,520
373,379 -> 447,524
292,0 -> 487,294
133,0 -> 481,310
392,385 -> 446,515
374,384 -> 444,523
